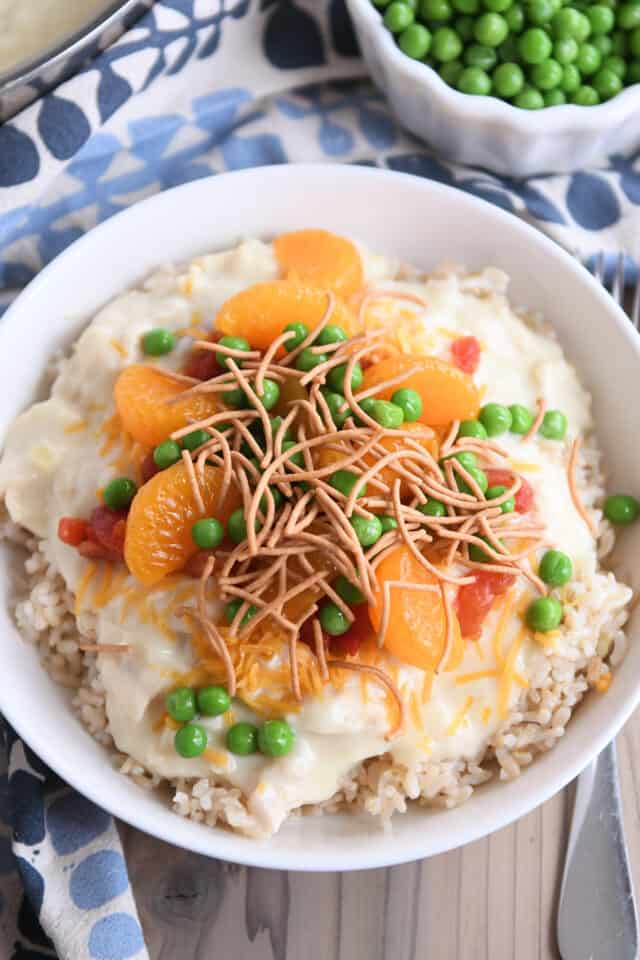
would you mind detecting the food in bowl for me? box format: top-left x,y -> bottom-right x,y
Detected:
373,0 -> 640,108
0,228 -> 635,839
0,0 -> 113,74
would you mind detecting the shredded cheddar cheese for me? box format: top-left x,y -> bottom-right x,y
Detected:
64,419 -> 88,434
109,338 -> 128,359
497,626 -> 528,719
446,695 -> 474,736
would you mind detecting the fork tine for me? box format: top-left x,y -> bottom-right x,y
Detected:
612,252 -> 626,305
594,250 -> 605,285
632,270 -> 640,330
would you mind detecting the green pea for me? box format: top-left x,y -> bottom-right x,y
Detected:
379,515 -> 399,533
458,418 -> 488,440
554,36 -> 579,61
373,0 -> 392,6
593,65 -> 622,96
181,428 -> 211,451
385,1 -> 415,31
442,450 -> 477,469
228,508 -> 262,544
165,687 -> 197,723
486,485 -> 515,513
283,322 -> 309,350
576,42 -> 601,74
259,487 -> 285,513
418,498 -> 446,517
465,43 -> 498,68
611,30 -> 628,56
484,0 -> 512,12
103,476 -> 137,510
544,88 -> 567,104
327,361 -> 363,394
515,86 -> 545,108
196,685 -> 230,717
142,327 -> 176,356
192,517 -> 225,549
603,53 -> 627,76
440,58 -> 464,83
433,26 -> 463,59
323,390 -> 350,428
330,470 -> 368,498
281,440 -> 304,469
319,601 -> 351,636
468,535 -> 496,563
334,575 -> 366,605
254,378 -> 280,412
226,722 -> 259,755
357,396 -> 377,418
215,335 -> 251,370
474,11 -> 508,44
604,494 -> 640,525
222,386 -> 248,408
371,399 -> 405,429
457,465 -> 489,495
317,324 -> 348,346
539,410 -> 567,439
631,25 -> 640,55
592,34 -> 613,56
391,388 -> 423,422
618,2 -> 640,29
350,514 -> 383,546
174,723 -> 208,758
561,63 -> 582,91
509,404 -> 534,434
258,719 -> 296,757
529,0 -> 555,23
493,61 -> 525,95
456,14 -> 476,39
224,598 -> 258,626
457,65 -> 492,93
497,34 -> 519,60
552,7 -> 584,37
399,23 -> 433,57
453,0 -> 479,13
539,549 -> 573,586
526,596 -> 563,632
296,348 -> 327,373
588,4 -> 614,33
518,27 -> 553,62
479,402 -> 512,436
420,0 -> 453,19
505,3 -> 524,29
532,58 -> 564,88
268,416 -> 293,442
627,58 -> 640,81
153,439 -> 182,469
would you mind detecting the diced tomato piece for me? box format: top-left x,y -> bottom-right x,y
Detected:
331,604 -> 372,658
58,517 -> 88,547
456,570 -> 516,640
77,540 -> 119,561
85,506 -> 127,557
485,469 -> 534,514
183,331 -> 223,381
184,549 -> 218,579
141,451 -> 159,484
451,336 -> 481,374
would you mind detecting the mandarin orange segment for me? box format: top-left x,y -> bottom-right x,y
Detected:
114,365 -> 218,448
361,355 -> 480,427
216,281 -> 353,351
124,462 -> 240,586
273,229 -> 364,299
361,421 -> 439,489
369,545 -> 448,672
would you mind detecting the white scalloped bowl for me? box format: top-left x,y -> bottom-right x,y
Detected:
1,165 -> 639,870
346,0 -> 640,176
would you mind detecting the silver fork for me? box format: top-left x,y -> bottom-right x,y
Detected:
557,251 -> 639,960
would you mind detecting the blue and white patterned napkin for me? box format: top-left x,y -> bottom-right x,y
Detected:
2,1 -> 640,957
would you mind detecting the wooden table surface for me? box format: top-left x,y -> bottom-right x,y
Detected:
120,711 -> 640,960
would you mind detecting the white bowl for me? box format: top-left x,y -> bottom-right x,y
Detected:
1,165 -> 639,871
346,0 -> 640,176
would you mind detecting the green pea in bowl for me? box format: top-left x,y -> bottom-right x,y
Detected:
345,0 -> 640,175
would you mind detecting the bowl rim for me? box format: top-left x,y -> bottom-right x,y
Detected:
346,0 -> 640,125
2,163 -> 640,871
0,0 -> 149,93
